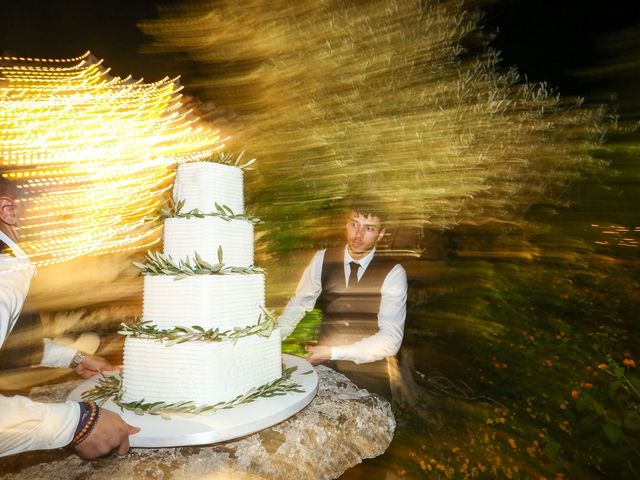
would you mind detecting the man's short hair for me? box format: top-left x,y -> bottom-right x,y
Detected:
0,173 -> 19,199
346,195 -> 389,226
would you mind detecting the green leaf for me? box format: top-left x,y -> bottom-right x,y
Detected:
623,411 -> 640,431
608,380 -> 621,399
602,423 -> 623,445
217,245 -> 223,263
542,438 -> 560,459
588,398 -> 606,417
238,158 -> 256,170
576,415 -> 598,434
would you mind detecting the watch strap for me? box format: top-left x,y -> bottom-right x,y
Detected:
69,351 -> 86,369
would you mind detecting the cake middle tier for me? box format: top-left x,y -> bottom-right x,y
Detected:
164,217 -> 254,267
143,274 -> 265,330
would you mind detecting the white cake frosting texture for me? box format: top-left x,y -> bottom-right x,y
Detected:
122,331 -> 282,405
142,274 -> 265,331
164,217 -> 254,268
122,161 -> 282,407
173,162 -> 244,214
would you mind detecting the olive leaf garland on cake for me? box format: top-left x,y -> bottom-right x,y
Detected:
83,366 -> 303,419
133,248 -> 264,277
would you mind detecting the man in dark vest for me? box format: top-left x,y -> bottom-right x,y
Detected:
279,200 -> 407,399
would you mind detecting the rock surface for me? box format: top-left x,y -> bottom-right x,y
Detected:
0,365 -> 395,480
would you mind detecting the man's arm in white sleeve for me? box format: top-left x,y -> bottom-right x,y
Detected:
330,264 -> 407,364
0,394 -> 79,457
278,250 -> 325,339
0,264 -> 32,348
40,339 -> 77,368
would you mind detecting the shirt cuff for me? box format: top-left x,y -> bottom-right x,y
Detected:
38,401 -> 80,450
40,339 -> 77,368
330,346 -> 348,362
277,317 -> 295,339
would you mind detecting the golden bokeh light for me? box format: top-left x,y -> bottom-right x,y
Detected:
0,52 -> 225,266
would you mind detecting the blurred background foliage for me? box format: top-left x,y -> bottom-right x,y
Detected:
140,0 -> 609,257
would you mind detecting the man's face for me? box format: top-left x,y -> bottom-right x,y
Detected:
345,211 -> 385,259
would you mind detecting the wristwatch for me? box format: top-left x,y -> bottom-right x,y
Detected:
69,351 -> 86,369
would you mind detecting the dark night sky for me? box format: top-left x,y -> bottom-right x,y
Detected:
482,0 -> 640,102
0,0 -> 168,79
1,0 -> 639,105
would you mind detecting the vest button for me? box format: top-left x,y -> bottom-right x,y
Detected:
344,321 -> 350,327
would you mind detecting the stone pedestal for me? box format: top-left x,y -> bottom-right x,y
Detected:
0,365 -> 395,480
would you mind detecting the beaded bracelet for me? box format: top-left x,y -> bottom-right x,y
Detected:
72,401 -> 100,446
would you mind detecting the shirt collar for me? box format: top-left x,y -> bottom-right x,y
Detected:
344,245 -> 376,270
0,231 -> 30,264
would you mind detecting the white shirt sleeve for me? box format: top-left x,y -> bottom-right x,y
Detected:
330,264 -> 407,364
40,339 -> 77,368
0,258 -> 33,348
0,257 -> 76,368
278,250 -> 325,339
1,255 -> 78,456
0,395 -> 79,457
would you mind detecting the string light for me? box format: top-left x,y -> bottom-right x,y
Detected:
1,52 -> 226,266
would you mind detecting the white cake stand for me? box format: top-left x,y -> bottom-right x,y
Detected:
67,354 -> 318,448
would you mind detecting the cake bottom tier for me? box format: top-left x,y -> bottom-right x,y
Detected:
121,329 -> 282,406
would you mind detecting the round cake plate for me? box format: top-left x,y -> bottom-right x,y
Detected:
67,354 -> 318,448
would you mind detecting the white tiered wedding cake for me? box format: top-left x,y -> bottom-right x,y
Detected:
120,161 -> 282,407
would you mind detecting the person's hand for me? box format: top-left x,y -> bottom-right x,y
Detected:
74,409 -> 140,459
74,355 -> 119,379
306,345 -> 331,365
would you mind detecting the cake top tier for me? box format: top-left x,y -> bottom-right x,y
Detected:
173,162 -> 244,214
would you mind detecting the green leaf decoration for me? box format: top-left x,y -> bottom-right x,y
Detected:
82,364 -> 301,418
133,250 -> 264,277
118,308 -> 278,344
236,158 -> 256,170
157,200 -> 262,224
203,151 -> 255,170
217,245 -> 223,264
